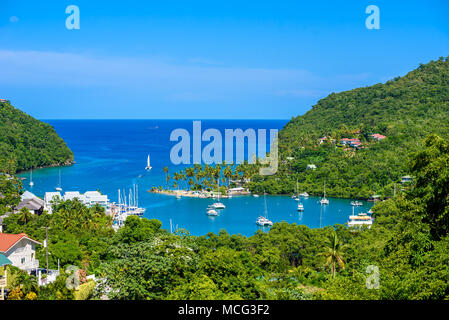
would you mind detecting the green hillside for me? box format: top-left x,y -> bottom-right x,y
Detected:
249,56 -> 449,199
0,100 -> 74,174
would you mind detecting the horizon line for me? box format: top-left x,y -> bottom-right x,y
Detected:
40,118 -> 291,121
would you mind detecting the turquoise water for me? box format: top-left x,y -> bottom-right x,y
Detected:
19,120 -> 372,236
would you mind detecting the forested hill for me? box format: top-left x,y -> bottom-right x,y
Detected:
0,100 -> 74,174
250,56 -> 449,199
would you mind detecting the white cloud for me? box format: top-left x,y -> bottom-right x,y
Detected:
0,49 -> 374,104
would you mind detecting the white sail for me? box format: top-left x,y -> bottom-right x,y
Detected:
145,154 -> 152,170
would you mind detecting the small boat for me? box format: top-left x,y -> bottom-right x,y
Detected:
256,216 -> 273,226
211,180 -> 226,209
368,209 -> 373,214
256,192 -> 273,226
320,182 -> 329,205
299,192 -> 309,198
176,194 -> 181,200
253,194 -> 259,198
145,154 -> 152,170
297,202 -> 304,211
211,202 -> 226,209
55,168 -> 62,191
29,168 -> 34,187
351,201 -> 363,206
206,209 -> 218,216
348,213 -> 373,228
293,180 -> 300,201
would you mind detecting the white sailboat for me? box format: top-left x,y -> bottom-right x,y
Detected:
293,180 -> 300,201
210,179 -> 226,209
320,182 -> 329,205
206,206 -> 218,216
29,168 -> 34,187
256,192 -> 273,226
145,154 -> 152,170
55,168 -> 62,191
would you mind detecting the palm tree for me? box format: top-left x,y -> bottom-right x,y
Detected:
223,165 -> 233,187
163,166 -> 169,189
319,232 -> 345,278
18,208 -> 33,225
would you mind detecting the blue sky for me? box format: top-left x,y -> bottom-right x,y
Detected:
0,0 -> 448,119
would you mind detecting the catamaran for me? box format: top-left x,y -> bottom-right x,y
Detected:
293,180 -> 300,201
348,212 -> 373,228
29,168 -> 34,187
320,182 -> 329,205
350,201 -> 363,206
55,168 -> 62,191
210,180 -> 226,209
297,202 -> 304,211
145,154 -> 152,170
299,192 -> 309,198
256,192 -> 273,226
206,206 -> 219,216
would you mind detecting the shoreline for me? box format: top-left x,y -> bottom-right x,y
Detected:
148,188 -> 251,198
17,160 -> 75,176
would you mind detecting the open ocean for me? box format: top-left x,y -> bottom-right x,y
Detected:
18,119 -> 372,236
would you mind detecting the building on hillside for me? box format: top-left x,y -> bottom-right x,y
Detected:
0,253 -> 12,300
0,233 -> 41,274
306,164 -> 317,170
319,136 -> 327,144
14,191 -> 44,215
349,141 -> 363,149
14,198 -> 44,215
401,175 -> 413,184
44,192 -> 62,213
371,133 -> 386,141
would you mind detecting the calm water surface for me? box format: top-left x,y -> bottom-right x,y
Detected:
19,120 -> 372,236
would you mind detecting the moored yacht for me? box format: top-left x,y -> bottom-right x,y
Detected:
299,192 -> 309,198
206,208 -> 218,216
351,201 -> 363,206
256,216 -> 273,226
297,202 -> 304,211
211,180 -> 226,209
320,182 -> 329,205
29,168 -> 34,187
348,213 -> 373,228
256,192 -> 273,226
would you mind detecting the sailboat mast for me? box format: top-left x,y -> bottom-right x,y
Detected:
324,182 -> 326,198
264,191 -> 268,218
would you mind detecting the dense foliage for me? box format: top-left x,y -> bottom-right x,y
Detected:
0,101 -> 73,173
249,56 -> 449,199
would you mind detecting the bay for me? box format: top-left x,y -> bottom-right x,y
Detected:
18,119 -> 372,236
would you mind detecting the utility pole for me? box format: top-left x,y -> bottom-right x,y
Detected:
45,227 -> 49,272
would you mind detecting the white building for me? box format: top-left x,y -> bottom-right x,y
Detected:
44,192 -> 62,213
0,233 -> 41,273
45,190 -> 110,213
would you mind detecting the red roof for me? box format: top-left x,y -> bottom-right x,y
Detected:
372,134 -> 386,139
0,233 -> 41,253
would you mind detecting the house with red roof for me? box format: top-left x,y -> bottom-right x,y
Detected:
0,233 -> 41,273
371,133 -> 387,141
319,136 -> 327,144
